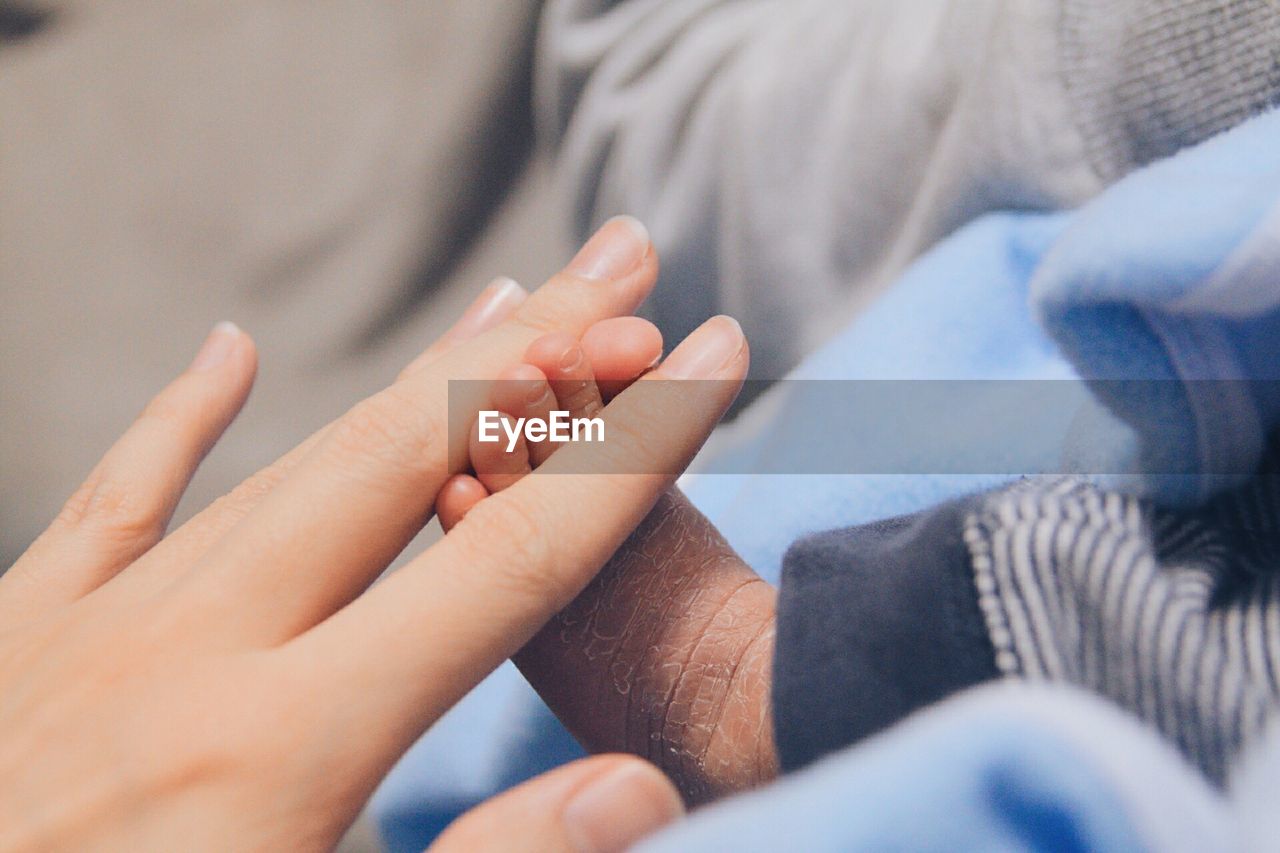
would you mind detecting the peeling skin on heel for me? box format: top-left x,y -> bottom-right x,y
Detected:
519,489 -> 779,805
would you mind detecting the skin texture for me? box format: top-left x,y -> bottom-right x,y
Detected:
440,322 -> 779,804
517,489 -> 778,805
0,219 -> 747,850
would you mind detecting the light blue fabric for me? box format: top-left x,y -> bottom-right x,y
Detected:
1031,113 -> 1280,503
374,110 -> 1280,850
686,107 -> 1280,575
681,212 -> 1076,581
640,684 -> 1233,853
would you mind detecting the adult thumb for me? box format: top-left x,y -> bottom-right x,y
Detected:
429,755 -> 685,853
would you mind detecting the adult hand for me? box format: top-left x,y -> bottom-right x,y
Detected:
443,486 -> 777,807
0,217 -> 748,850
430,755 -> 684,853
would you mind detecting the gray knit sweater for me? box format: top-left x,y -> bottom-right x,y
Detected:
538,0 -> 1280,378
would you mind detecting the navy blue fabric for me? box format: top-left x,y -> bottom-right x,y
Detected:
775,497 -> 997,770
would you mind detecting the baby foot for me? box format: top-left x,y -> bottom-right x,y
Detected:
436,315 -> 663,527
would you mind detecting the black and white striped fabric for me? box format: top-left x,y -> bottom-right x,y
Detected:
964,468 -> 1280,783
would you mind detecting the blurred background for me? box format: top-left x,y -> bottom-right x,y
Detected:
0,0 -> 565,572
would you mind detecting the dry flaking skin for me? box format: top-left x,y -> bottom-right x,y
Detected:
515,488 -> 778,805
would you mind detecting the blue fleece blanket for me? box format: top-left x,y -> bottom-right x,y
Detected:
687,106 -> 1280,578
640,683 -> 1234,852
374,109 -> 1280,851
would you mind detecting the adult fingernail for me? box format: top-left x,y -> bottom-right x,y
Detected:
564,763 -> 684,853
659,315 -> 745,379
442,276 -> 527,344
189,321 -> 241,372
566,215 -> 650,281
